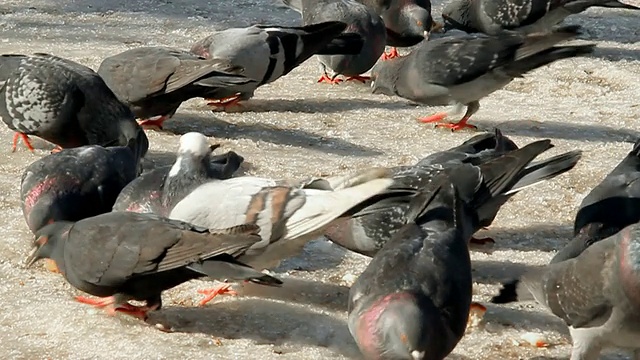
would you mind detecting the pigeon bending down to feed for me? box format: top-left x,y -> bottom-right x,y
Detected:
190,21 -> 365,109
349,179 -> 475,360
25,212 -> 282,321
113,132 -> 244,216
21,137 -> 147,237
325,133 -> 582,256
0,53 -> 146,153
169,167 -> 394,305
370,25 -> 595,131
97,47 -> 256,129
492,223 -> 640,360
442,0 -> 640,36
356,0 -> 443,60
281,0 -> 387,84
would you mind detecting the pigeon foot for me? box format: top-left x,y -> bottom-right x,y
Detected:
12,132 -> 35,153
75,295 -> 155,319
197,283 -> 238,306
345,75 -> 371,83
317,73 -> 343,84
44,259 -> 60,273
470,236 -> 495,245
381,47 -> 400,60
207,94 -> 243,111
435,117 -> 477,132
418,112 -> 448,124
137,115 -> 169,130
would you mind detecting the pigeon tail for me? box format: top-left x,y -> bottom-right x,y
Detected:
316,33 -> 366,55
193,72 -> 256,88
597,0 -> 640,9
504,150 -> 582,195
505,44 -> 596,78
289,22 -> 352,62
187,255 -> 283,286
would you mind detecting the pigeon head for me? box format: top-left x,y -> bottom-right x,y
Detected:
400,4 -> 436,39
349,291 -> 431,360
25,221 -> 73,269
190,36 -> 213,59
168,132 -> 216,178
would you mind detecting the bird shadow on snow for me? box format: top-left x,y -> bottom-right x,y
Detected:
476,120 -> 639,143
164,113 -> 384,157
146,299 -> 362,359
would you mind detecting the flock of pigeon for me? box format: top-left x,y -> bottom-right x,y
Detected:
0,0 -> 638,358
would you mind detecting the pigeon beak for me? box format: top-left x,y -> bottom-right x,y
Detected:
209,144 -> 221,152
25,247 -> 40,268
430,21 -> 445,35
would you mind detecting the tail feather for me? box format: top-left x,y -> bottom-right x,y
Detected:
193,73 -> 256,87
515,25 -> 583,59
505,150 -> 582,195
599,0 -> 640,9
316,33 -> 365,55
188,255 -> 283,286
508,44 -> 596,76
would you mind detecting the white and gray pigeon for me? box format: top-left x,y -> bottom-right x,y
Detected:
369,25 -> 595,131
442,0 -> 640,35
97,47 -> 256,129
113,132 -> 244,216
493,222 -> 640,360
0,53 -> 147,153
281,0 -> 387,84
190,21 -> 365,109
348,177 -> 476,360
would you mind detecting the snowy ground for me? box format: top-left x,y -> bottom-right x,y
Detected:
0,0 -> 639,359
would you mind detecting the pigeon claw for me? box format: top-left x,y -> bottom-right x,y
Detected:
74,295 -> 156,320
470,236 -> 495,245
418,112 -> 448,124
12,132 -> 35,153
197,283 -> 238,306
435,121 -> 477,132
317,73 -> 343,85
207,94 -> 243,111
345,75 -> 371,83
381,47 -> 400,61
137,115 -> 168,130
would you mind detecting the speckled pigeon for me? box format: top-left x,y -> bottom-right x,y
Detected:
348,175 -> 477,360
190,21 -> 365,109
0,53 -> 146,153
370,25 -> 595,131
325,136 -> 582,256
442,0 -> 640,35
26,212 -> 282,321
97,47 -> 255,129
492,222 -> 640,360
113,132 -> 244,216
281,0 -> 387,84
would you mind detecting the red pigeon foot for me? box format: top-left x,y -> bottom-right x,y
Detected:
381,47 -> 400,61
113,303 -> 159,320
137,115 -> 169,130
75,295 -> 116,308
44,259 -> 60,273
197,283 -> 238,306
435,117 -> 477,132
74,295 -> 154,319
345,75 -> 371,83
207,94 -> 243,111
418,112 -> 448,124
470,236 -> 495,245
317,73 -> 343,84
12,132 -> 35,153
50,146 -> 63,154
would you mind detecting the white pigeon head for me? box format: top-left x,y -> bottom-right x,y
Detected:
177,132 -> 212,158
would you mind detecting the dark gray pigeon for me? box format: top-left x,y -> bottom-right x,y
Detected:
190,21 -> 364,109
0,53 -> 146,153
370,25 -> 595,131
348,177 -> 476,360
281,0 -> 387,84
356,0 -> 443,60
113,132 -> 244,216
325,136 -> 582,256
442,0 -> 640,35
97,47 -> 255,129
492,223 -> 640,360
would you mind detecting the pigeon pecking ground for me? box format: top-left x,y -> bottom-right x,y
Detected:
0,0 -> 638,359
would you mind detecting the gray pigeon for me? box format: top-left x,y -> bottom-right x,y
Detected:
356,0 -> 443,60
442,0 -> 640,36
190,21 -> 365,109
0,53 -> 146,153
97,47 -> 255,129
113,132 -> 244,216
325,136 -> 581,256
492,223 -> 640,360
370,25 -> 595,131
281,0 -> 387,84
348,177 -> 475,360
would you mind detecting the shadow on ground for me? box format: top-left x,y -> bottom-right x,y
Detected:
476,120 -> 639,143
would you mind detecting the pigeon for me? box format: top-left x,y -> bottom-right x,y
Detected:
356,0 -> 443,60
281,0 -> 387,84
348,178 -> 476,360
492,223 -> 640,360
20,134 -> 147,237
325,137 -> 582,257
169,167 -> 394,305
442,0 -> 640,36
113,132 -> 244,216
25,212 -> 282,320
190,21 -> 365,109
97,47 -> 256,129
0,53 -> 146,153
370,25 -> 595,131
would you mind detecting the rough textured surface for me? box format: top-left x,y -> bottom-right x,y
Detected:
0,0 -> 638,359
